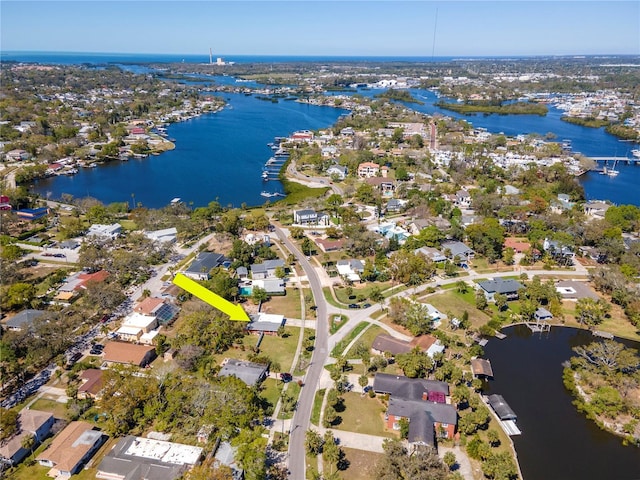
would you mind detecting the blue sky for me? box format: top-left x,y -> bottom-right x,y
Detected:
1,1 -> 638,56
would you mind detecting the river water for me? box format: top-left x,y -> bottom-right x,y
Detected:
32,93 -> 345,208
483,325 -> 640,480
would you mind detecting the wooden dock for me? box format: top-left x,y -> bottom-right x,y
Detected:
526,321 -> 550,333
593,330 -> 614,339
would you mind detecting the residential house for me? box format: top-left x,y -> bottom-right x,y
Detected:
5,149 -> 30,162
373,373 -> 456,445
543,238 -> 575,262
470,358 -> 494,379
365,177 -> 395,197
218,358 -> 269,386
236,266 -> 249,280
3,309 -> 49,331
336,259 -> 364,282
213,441 -> 243,480
250,259 -> 285,280
441,241 -> 475,262
102,342 -> 156,367
371,334 -> 413,356
86,223 -> 122,240
96,436 -> 203,480
58,270 -> 109,294
290,130 -> 314,142
0,409 -> 54,466
315,237 -> 346,253
78,369 -> 104,399
37,421 -> 104,478
454,190 -> 472,209
385,199 -> 406,213
144,227 -> 178,244
414,247 -> 447,263
326,164 -> 347,180
246,313 -> 285,335
357,161 -> 380,178
184,252 -> 227,280
504,237 -> 531,254
477,279 -> 524,302
116,312 -> 159,342
293,209 -> 330,226
134,297 -> 179,326
252,277 -> 285,294
584,201 -> 611,219
16,207 -> 49,221
551,193 -> 575,213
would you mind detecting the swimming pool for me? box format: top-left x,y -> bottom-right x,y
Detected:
240,286 -> 253,296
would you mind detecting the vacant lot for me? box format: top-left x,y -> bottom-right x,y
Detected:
338,447 -> 385,480
331,392 -> 397,438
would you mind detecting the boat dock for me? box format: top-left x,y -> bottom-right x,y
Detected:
591,156 -> 639,165
593,330 -> 614,339
525,321 -> 550,333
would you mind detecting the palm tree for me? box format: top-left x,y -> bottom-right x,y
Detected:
21,433 -> 36,459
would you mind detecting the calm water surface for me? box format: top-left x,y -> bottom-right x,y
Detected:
32,93 -> 345,208
483,325 -> 640,480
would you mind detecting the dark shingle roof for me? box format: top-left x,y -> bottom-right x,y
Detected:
373,373 -> 449,399
371,334 -> 412,355
186,252 -> 225,275
218,359 -> 268,386
387,398 -> 458,426
477,279 -> 524,295
488,394 -> 517,420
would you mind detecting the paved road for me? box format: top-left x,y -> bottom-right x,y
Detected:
286,158 -> 344,196
275,226 -> 329,480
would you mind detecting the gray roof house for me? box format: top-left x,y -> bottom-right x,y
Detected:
373,373 -> 449,401
250,259 -> 285,280
4,309 -> 49,331
441,241 -> 475,261
534,307 -> 553,321
477,279 -> 524,301
293,209 -> 330,226
218,358 -> 269,386
386,398 -> 458,446
184,252 -> 227,280
0,409 -> 54,466
414,246 -> 447,263
326,165 -> 348,180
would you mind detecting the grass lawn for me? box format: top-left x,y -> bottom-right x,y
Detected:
428,290 -> 491,330
279,381 -> 301,420
322,287 -> 343,309
345,325 -> 384,359
331,392 -> 397,438
334,281 -> 394,305
330,314 -> 348,334
260,377 -> 283,415
261,290 -> 302,319
558,300 -> 640,341
331,322 -> 369,357
471,257 -> 519,274
29,398 -> 70,420
118,219 -> 138,231
339,447 -> 385,480
310,388 -> 326,426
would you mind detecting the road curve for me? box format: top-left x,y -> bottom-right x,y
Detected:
275,226 -> 328,480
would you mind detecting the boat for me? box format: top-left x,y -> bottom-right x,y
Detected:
261,171 -> 269,180
260,191 -> 285,198
632,149 -> 640,159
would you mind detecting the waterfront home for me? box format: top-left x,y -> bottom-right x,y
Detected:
477,278 -> 524,302
184,251 -> 227,280
96,436 -> 203,480
373,373 -> 449,403
534,307 -> 553,322
16,207 -> 49,221
0,409 -> 54,466
250,259 -> 285,280
386,398 -> 458,446
144,227 -> 178,244
584,200 -> 611,219
86,223 -> 122,240
471,358 -> 494,379
37,421 -> 104,478
357,161 -> 380,178
218,358 -> 269,387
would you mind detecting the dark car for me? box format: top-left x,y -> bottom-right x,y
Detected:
309,305 -> 318,311
348,303 -> 360,309
362,303 -> 372,308
280,373 -> 293,383
53,253 -> 66,258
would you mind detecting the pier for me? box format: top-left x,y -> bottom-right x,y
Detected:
592,330 -> 614,339
591,156 -> 639,165
525,320 -> 550,333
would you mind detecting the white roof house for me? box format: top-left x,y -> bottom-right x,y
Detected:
87,223 -> 122,240
121,312 -> 158,333
144,228 -> 178,244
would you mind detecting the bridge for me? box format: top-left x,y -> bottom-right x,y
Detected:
590,156 -> 639,164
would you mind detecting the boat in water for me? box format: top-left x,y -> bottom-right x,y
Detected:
632,149 -> 640,159
260,191 -> 285,198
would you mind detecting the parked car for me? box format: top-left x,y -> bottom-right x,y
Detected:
362,303 -> 372,308
348,303 -> 360,309
280,373 -> 293,383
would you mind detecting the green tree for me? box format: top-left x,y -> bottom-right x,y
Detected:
305,429 -> 324,456
475,290 -> 488,311
575,297 -> 611,327
0,408 -> 19,440
251,286 -> 269,304
2,282 -> 36,310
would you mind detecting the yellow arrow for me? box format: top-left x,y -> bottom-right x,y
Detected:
172,273 -> 250,321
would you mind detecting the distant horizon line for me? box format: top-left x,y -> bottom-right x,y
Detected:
2,50 -> 639,59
